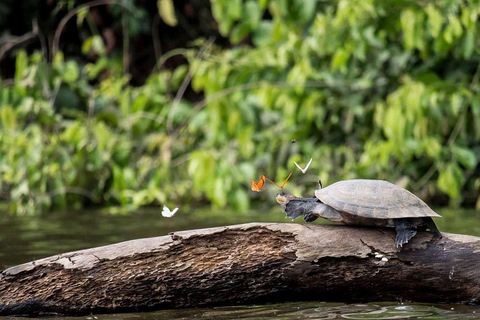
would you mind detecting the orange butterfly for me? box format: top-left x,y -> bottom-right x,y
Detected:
265,172 -> 293,190
251,174 -> 266,192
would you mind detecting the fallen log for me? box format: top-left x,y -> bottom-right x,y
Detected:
1,222 -> 480,316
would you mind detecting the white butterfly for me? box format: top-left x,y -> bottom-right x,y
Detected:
294,158 -> 313,174
162,205 -> 179,218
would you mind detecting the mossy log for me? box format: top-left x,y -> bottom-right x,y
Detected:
1,222 -> 479,316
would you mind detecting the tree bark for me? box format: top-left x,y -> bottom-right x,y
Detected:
1,222 -> 480,316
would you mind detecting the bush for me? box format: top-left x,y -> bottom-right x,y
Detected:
1,0 -> 480,214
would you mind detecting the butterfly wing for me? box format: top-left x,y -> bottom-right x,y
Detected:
251,179 -> 260,191
294,161 -> 303,173
251,175 -> 266,192
304,158 -> 313,171
162,205 -> 178,218
280,172 -> 293,188
257,175 -> 266,189
294,159 -> 313,174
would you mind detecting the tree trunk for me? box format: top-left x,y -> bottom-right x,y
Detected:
1,222 -> 479,316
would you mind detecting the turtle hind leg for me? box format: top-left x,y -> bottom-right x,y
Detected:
424,217 -> 442,238
394,218 -> 417,248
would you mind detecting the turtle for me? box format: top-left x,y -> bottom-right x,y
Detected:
276,179 -> 442,247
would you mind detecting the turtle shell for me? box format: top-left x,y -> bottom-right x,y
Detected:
314,179 -> 441,219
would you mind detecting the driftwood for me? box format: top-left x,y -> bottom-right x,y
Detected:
1,222 -> 480,316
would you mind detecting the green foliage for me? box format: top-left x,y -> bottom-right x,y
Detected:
0,50 -> 196,214
2,0 -> 480,214
200,0 -> 480,206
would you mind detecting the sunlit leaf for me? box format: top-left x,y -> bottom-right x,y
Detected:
157,0 -> 178,27
0,105 -> 17,130
244,0 -> 261,29
453,146 -> 477,169
426,4 -> 443,38
438,163 -> 463,199
230,23 -> 250,44
63,61 -> 79,83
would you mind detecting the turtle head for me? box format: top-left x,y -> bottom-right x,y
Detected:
276,192 -> 288,205
275,193 -> 299,205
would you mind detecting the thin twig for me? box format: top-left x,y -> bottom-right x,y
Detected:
49,81 -> 62,107
1,79 -> 14,86
0,32 -> 37,61
32,18 -> 53,99
125,111 -> 167,126
154,48 -> 189,71
153,48 -> 191,98
52,0 -> 136,60
152,13 -> 162,73
122,0 -> 129,77
171,153 -> 191,167
33,18 -> 48,62
166,37 -> 215,133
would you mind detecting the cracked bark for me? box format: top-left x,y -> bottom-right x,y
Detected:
1,222 -> 480,316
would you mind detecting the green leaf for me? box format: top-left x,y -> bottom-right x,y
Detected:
244,0 -> 261,29
450,93 -> 463,116
331,49 -> 349,72
227,0 -> 242,20
212,177 -> 227,207
472,94 -> 480,116
231,188 -> 249,211
426,4 -> 443,38
170,65 -> 188,89
401,9 -> 416,50
444,15 -> 463,44
82,35 -> 106,56
462,28 -> 476,59
92,35 -> 106,56
81,37 -> 93,55
11,180 -> 29,200
252,21 -> 273,46
14,51 -> 28,81
0,105 -> 17,130
296,0 -> 316,23
423,138 -> 441,158
438,163 -> 463,199
157,0 -> 178,27
77,7 -> 88,27
230,23 -> 250,44
63,61 -> 79,83
453,146 -> 477,169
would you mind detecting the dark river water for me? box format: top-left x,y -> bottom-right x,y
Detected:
1,206 -> 480,319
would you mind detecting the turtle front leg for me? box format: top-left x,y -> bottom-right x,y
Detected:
394,218 -> 417,248
303,212 -> 319,223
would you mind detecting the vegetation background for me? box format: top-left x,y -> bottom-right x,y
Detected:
1,0 -> 480,215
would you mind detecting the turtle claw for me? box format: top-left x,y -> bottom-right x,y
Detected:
395,228 -> 417,248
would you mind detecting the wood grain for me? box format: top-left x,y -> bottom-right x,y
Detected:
1,223 -> 479,316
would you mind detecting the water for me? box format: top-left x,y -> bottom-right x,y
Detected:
0,205 -> 288,269
1,206 -> 480,319
12,302 -> 480,319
